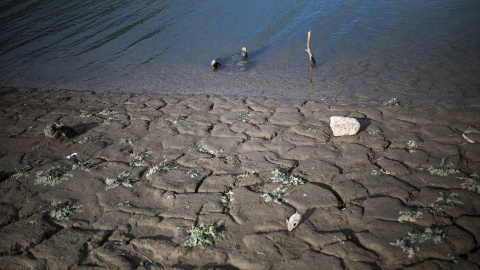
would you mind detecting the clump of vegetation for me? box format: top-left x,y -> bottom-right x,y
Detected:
120,137 -> 135,145
13,165 -> 33,179
105,171 -> 138,190
129,151 -> 151,167
184,220 -> 226,247
437,192 -> 463,205
407,140 -> 423,148
421,202 -> 443,215
458,173 -> 480,193
262,187 -> 288,204
98,108 -> 117,116
196,145 -> 208,153
239,111 -> 251,123
72,161 -> 91,171
78,135 -> 103,144
146,162 -> 178,176
271,169 -> 304,185
209,148 -> 225,155
50,203 -> 82,220
427,158 -> 459,177
236,171 -> 256,179
79,112 -> 95,118
372,168 -> 390,176
398,210 -> 423,223
391,227 -> 445,258
385,98 -> 401,107
35,166 -> 72,186
103,117 -> 121,125
367,129 -> 379,135
221,191 -> 234,206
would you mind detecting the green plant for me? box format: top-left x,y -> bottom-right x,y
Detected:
458,173 -> 480,193
120,138 -> 135,145
271,169 -> 304,185
407,140 -> 423,148
35,166 -> 72,186
262,187 -> 288,204
79,112 -> 95,118
391,227 -> 445,258
239,111 -> 251,123
427,158 -> 458,177
72,161 -> 91,171
221,191 -> 234,206
437,192 -> 463,205
129,151 -> 151,167
196,145 -> 208,153
103,117 -> 121,125
50,203 -> 82,220
98,108 -> 117,116
372,168 -> 390,175
385,98 -> 401,107
146,162 -> 178,176
398,210 -> 423,223
421,202 -> 443,215
13,165 -> 33,179
184,220 -> 226,247
236,171 -> 256,179
105,171 -> 138,190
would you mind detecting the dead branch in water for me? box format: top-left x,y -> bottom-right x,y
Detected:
306,31 -> 316,65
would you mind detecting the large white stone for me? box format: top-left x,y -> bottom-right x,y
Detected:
330,116 -> 360,136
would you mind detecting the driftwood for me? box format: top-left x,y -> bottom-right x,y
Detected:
306,31 -> 316,65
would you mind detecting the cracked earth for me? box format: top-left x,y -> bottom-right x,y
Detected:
0,87 -> 479,269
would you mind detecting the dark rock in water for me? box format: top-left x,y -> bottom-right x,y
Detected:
44,122 -> 77,138
211,59 -> 221,70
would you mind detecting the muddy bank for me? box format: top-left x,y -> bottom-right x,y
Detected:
0,87 -> 479,269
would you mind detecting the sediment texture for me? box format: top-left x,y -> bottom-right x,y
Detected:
0,87 -> 479,269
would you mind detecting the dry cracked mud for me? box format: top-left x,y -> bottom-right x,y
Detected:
0,87 -> 479,269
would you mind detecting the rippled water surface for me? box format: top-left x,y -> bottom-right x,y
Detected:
1,0 -> 479,105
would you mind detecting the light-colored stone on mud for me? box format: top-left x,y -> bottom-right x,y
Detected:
330,116 -> 361,136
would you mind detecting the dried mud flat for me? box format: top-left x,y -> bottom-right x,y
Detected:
0,87 -> 480,269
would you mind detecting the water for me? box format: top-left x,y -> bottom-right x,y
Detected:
1,0 -> 479,106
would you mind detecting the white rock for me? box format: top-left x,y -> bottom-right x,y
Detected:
286,212 -> 302,231
330,116 -> 360,136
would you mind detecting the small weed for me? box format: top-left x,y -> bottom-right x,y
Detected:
398,210 -> 423,223
427,158 -> 458,177
146,162 -> 178,176
448,253 -> 460,264
391,227 -> 445,258
129,151 -> 151,167
72,161 -> 91,171
221,191 -> 234,206
189,170 -> 199,178
367,129 -> 380,135
385,98 -> 401,107
407,140 -> 423,148
174,116 -> 187,123
80,112 -> 95,118
103,117 -> 121,125
98,108 -> 117,116
184,220 -> 226,247
239,111 -> 251,122
120,138 -> 135,145
78,135 -> 103,144
35,166 -> 72,186
271,169 -> 304,185
13,165 -> 33,179
262,187 -> 288,204
307,127 -> 318,132
458,173 -> 480,193
50,203 -> 82,220
118,201 -> 131,207
236,171 -> 256,179
437,192 -> 463,205
196,145 -> 208,153
372,168 -> 390,176
421,202 -> 443,215
105,171 -> 138,190
209,148 -> 225,155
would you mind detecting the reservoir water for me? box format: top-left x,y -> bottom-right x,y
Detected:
1,0 -> 479,106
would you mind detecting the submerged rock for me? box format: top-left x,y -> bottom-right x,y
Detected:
330,116 -> 360,136
44,122 -> 77,138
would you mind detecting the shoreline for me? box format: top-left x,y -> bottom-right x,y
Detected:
1,86 -> 479,269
